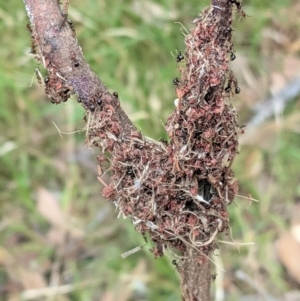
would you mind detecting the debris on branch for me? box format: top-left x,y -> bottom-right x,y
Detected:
23,0 -> 245,300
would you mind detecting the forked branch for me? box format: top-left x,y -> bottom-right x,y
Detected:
23,0 -> 244,300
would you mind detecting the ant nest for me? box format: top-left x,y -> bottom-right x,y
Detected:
95,5 -> 242,258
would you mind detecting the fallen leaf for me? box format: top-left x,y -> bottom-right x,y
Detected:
276,233 -> 300,284
37,187 -> 65,226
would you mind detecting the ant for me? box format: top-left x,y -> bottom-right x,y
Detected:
231,0 -> 247,18
225,84 -> 240,94
172,260 -> 182,273
34,68 -> 43,86
67,19 -> 76,35
173,77 -> 181,87
126,167 -> 135,177
158,137 -> 168,145
26,24 -> 37,54
230,52 -> 236,61
225,27 -> 233,41
176,52 -> 184,63
230,0 -> 242,10
211,273 -> 217,281
226,27 -> 233,34
34,68 -> 50,87
225,85 -> 231,93
70,51 -> 80,68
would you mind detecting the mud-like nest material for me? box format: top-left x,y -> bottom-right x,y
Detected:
87,5 -> 243,258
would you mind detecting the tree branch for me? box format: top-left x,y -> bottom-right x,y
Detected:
24,0 -> 136,140
23,0 -> 243,300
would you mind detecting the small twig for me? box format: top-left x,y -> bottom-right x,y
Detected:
235,194 -> 259,202
217,240 -> 254,246
121,245 -> 143,258
247,75 -> 300,129
52,121 -> 83,137
21,279 -> 100,300
235,270 -> 278,301
212,249 -> 225,301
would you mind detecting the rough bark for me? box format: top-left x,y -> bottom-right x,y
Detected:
22,0 -> 243,300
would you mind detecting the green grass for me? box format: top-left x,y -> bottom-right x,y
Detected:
0,0 -> 300,300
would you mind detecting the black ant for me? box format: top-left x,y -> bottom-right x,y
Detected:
67,19 -> 75,34
158,137 -> 168,145
113,92 -> 118,98
34,68 -> 43,86
178,193 -> 185,200
176,52 -> 184,63
70,51 -> 80,68
34,68 -> 50,87
173,77 -> 181,87
62,88 -> 71,100
226,27 -> 233,34
211,273 -> 217,281
230,0 -> 242,10
225,84 -> 240,94
230,52 -> 236,61
97,98 -> 102,105
26,24 -> 37,54
172,260 -> 182,273
126,168 -> 135,177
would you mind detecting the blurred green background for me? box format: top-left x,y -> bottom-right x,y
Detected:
1,0 -> 300,300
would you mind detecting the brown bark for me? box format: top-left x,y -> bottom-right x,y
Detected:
24,0 -> 136,139
180,250 -> 211,301
22,0 -> 243,300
